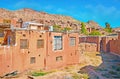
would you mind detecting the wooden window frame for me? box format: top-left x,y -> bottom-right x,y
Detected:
20,39 -> 28,49
37,39 -> 44,48
56,56 -> 63,62
69,37 -> 76,46
53,36 -> 63,51
30,57 -> 36,64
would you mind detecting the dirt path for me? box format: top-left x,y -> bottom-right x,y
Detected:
91,52 -> 120,79
87,67 -> 108,79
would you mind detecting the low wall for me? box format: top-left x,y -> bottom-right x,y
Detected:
79,43 -> 97,53
79,36 -> 101,51
110,40 -> 120,55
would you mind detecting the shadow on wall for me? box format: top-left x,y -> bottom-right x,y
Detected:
78,52 -> 120,79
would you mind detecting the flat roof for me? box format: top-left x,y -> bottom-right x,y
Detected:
23,22 -> 45,26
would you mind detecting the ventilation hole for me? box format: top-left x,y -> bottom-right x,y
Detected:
39,35 -> 42,37
23,34 -> 26,37
28,51 -> 30,54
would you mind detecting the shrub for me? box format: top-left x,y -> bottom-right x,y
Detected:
62,27 -> 72,32
53,25 -> 61,31
31,71 -> 52,76
72,73 -> 81,79
72,73 -> 89,79
89,30 -> 101,36
81,22 -> 88,35
104,22 -> 112,33
81,73 -> 90,79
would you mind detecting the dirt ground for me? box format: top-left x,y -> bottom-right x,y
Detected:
79,52 -> 120,79
2,52 -> 120,79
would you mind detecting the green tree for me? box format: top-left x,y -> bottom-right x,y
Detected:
105,22 -> 112,33
81,22 -> 87,34
53,25 -> 61,31
89,30 -> 101,36
62,27 -> 72,32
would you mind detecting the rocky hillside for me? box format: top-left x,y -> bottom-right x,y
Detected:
0,8 -> 101,30
86,20 -> 102,29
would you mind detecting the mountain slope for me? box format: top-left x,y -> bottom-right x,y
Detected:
0,8 -> 102,30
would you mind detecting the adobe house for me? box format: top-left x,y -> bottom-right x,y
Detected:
0,21 -> 79,76
0,29 -> 48,75
0,20 -> 13,44
0,18 -> 17,27
45,32 -> 79,70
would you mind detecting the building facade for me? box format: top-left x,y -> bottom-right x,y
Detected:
0,28 -> 79,76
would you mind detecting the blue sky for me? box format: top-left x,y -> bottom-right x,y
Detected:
0,0 -> 120,28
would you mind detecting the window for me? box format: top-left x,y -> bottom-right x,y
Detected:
70,37 -> 76,46
20,39 -> 28,49
0,29 -> 4,37
56,56 -> 63,61
37,39 -> 44,48
0,33 -> 4,37
53,36 -> 62,50
30,57 -> 36,64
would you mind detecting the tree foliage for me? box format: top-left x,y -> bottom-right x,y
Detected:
53,25 -> 72,32
89,30 -> 101,36
105,22 -> 112,33
81,22 -> 87,34
62,27 -> 72,32
53,25 -> 61,31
